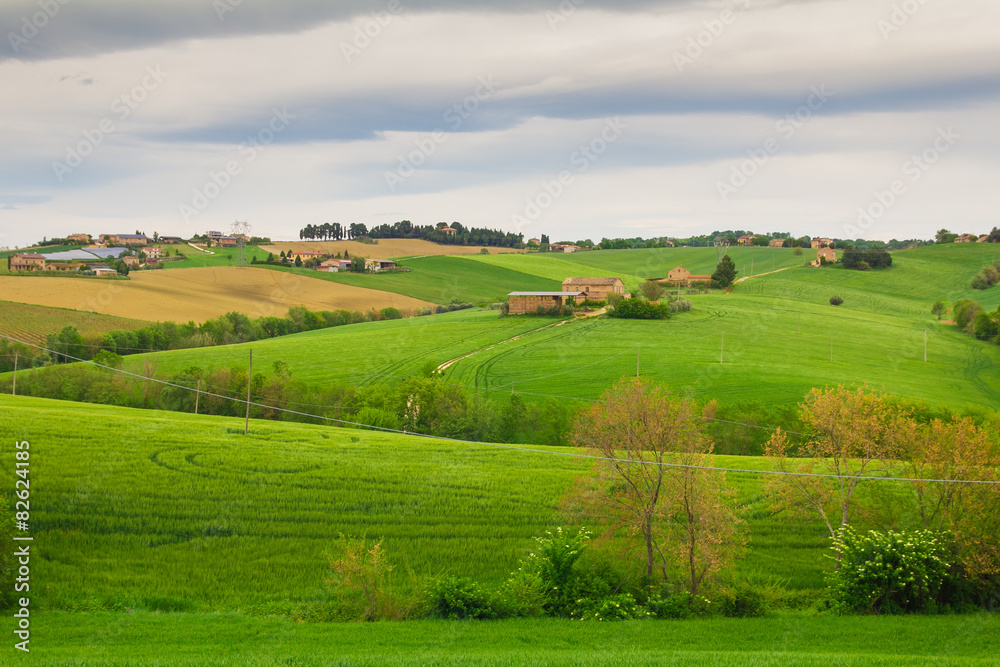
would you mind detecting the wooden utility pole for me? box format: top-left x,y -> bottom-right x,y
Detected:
11,353 -> 17,396
636,343 -> 641,377
194,379 -> 200,415
244,350 -> 252,435
720,332 -> 724,364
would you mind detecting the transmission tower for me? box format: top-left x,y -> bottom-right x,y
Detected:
714,235 -> 730,262
231,220 -> 252,268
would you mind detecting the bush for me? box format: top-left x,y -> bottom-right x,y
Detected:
828,526 -> 953,615
568,593 -> 650,621
435,305 -> 448,314
720,585 -> 769,618
667,296 -> 692,313
609,299 -> 671,320
418,308 -> 432,317
830,296 -> 843,306
794,247 -> 803,255
973,312 -> 999,341
857,261 -> 871,271
426,576 -> 499,620
379,307 -> 403,320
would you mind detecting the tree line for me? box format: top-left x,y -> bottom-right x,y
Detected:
299,221 -> 524,247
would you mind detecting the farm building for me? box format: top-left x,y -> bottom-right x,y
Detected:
811,237 -> 832,249
159,236 -> 183,244
122,256 -> 140,268
528,238 -> 541,245
142,247 -> 162,259
508,291 -> 584,315
206,231 -> 223,241
664,266 -> 712,284
317,259 -> 351,273
365,259 -> 397,272
811,248 -> 836,266
67,233 -> 91,244
550,243 -> 581,253
290,250 -> 323,261
439,226 -> 457,236
217,237 -> 238,247
769,238 -> 786,248
737,235 -> 755,246
87,264 -> 116,277
116,234 -> 149,246
9,253 -> 46,272
561,277 -> 624,300
955,233 -> 978,243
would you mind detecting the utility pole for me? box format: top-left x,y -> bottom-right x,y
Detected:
244,350 -> 252,435
195,379 -> 200,415
751,257 -> 754,276
11,353 -> 17,396
830,333 -> 833,363
636,343 -> 641,377
924,330 -> 927,363
720,332 -> 724,364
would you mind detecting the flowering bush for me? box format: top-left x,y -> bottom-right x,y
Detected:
828,526 -> 953,614
569,593 -> 650,621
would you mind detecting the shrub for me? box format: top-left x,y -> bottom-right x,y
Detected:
857,261 -> 870,271
569,593 -> 650,621
970,261 -> 1000,290
793,247 -> 803,256
720,585 -> 769,618
435,305 -> 448,314
418,308 -> 432,317
830,296 -> 843,306
498,569 -> 547,618
379,307 -> 403,320
325,535 -> 397,621
973,312 -> 999,341
426,576 -> 499,620
828,526 -> 953,615
667,296 -> 692,313
609,299 -> 671,320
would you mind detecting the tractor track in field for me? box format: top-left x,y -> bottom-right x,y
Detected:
436,318 -> 576,378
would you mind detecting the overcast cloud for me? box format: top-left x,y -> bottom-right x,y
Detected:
0,0 -> 997,247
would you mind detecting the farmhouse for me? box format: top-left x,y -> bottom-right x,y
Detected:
508,291 -> 584,315
550,244 -> 581,253
159,236 -> 183,244
217,237 -> 238,248
67,233 -> 91,244
811,237 -> 832,249
142,247 -> 162,259
206,231 -> 223,241
317,259 -> 351,273
737,235 -> 755,246
955,233 -> 978,243
122,256 -> 140,268
811,248 -> 836,266
664,266 -> 712,284
365,259 -> 397,272
769,238 -> 786,248
561,277 -> 625,301
88,264 -> 116,277
9,253 -> 46,272
290,250 -> 323,261
528,238 -> 541,245
116,234 -> 149,246
439,226 -> 457,236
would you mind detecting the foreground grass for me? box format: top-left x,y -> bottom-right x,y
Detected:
14,612 -> 1000,665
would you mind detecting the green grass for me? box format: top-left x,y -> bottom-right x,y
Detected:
261,255 -> 560,304
18,612 -> 1000,665
1,394 -> 841,616
160,245 -> 270,269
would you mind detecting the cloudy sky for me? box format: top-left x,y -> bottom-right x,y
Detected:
0,0 -> 997,248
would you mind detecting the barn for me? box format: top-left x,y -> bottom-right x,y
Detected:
508,291 -> 583,315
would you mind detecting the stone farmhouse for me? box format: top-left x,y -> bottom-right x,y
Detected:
769,238 -> 786,247
811,248 -> 836,266
811,237 -> 832,249
663,266 -> 712,284
737,235 -> 755,246
561,277 -> 625,300
507,291 -> 583,314
9,253 -> 46,272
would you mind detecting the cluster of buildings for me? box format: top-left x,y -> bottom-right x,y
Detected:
507,277 -> 625,314
956,233 -> 992,243
737,235 -> 833,248
7,231 -> 181,275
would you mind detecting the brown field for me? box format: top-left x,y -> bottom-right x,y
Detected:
0,300 -> 148,345
262,239 -> 526,259
0,267 -> 434,324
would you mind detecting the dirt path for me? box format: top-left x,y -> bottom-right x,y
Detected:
733,266 -> 792,283
436,318 -> 571,372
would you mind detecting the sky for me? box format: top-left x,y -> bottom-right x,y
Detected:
0,0 -> 997,249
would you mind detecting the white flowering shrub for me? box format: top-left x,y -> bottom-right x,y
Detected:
828,526 -> 953,614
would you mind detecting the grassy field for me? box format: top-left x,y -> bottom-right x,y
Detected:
263,255 -> 560,304
0,300 -> 148,345
0,266 -> 434,324
263,239 -> 526,259
18,613 -> 1000,665
157,244 -> 270,269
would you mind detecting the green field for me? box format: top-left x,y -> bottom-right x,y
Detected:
80,245 -> 1000,416
263,255 -> 560,304
20,613 -> 1000,665
0,300 -> 148,345
159,244 -> 270,269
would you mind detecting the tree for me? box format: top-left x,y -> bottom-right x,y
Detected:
640,280 -> 665,302
765,386 -> 915,560
568,379 -> 746,592
931,301 -> 947,320
294,255 -> 303,268
351,256 -> 366,272
711,255 -> 738,288
935,229 -> 957,244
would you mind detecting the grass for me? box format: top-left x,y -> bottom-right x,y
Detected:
262,255 -> 559,304
17,612 -> 1000,665
158,245 -> 270,269
0,300 -> 148,345
1,394 -> 843,616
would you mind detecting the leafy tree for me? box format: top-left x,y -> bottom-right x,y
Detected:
935,229 -> 958,244
765,386 -> 915,561
568,379 -> 746,591
325,535 -> 396,621
711,255 -> 738,288
639,280 -> 665,302
351,256 -> 366,272
830,296 -> 844,306
931,301 -> 947,320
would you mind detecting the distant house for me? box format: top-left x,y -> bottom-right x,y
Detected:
159,236 -> 183,244
811,248 -> 836,266
769,239 -> 786,248
737,235 -> 755,246
955,233 -> 978,243
365,259 -> 397,272
508,291 -> 583,315
206,231 -> 223,241
664,266 -> 712,284
67,233 -> 91,244
561,277 -> 625,301
217,237 -> 238,248
979,235 -> 990,243
142,246 -> 162,259
528,238 -> 541,245
87,264 -> 116,277
122,256 -> 140,267
811,237 -> 832,249
317,259 -> 351,273
9,253 -> 46,272
439,226 -> 457,236
550,243 -> 581,253
291,250 -> 323,261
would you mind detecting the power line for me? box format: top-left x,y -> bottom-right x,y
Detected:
2,334 -> 997,486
